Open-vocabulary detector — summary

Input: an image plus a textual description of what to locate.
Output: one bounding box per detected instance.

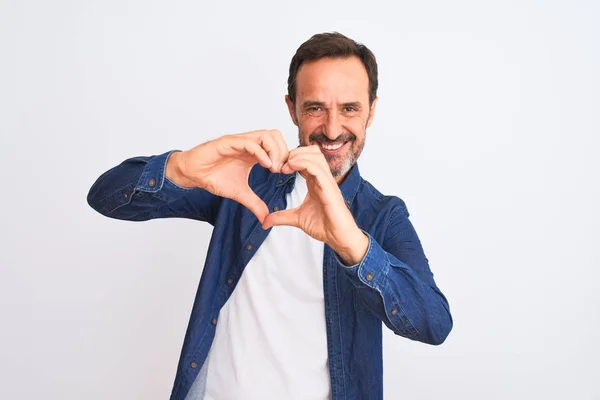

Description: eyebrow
[301,101,363,109]
[302,101,326,109]
[341,101,362,109]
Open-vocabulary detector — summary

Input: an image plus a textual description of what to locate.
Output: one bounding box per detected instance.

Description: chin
[329,158,354,179]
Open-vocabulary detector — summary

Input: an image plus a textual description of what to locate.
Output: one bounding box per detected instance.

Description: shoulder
[352,177,413,244]
[358,178,409,219]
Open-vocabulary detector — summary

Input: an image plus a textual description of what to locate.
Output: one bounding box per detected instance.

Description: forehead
[295,56,369,102]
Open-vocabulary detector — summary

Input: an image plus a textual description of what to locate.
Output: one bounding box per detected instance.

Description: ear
[366,97,378,128]
[285,95,298,126]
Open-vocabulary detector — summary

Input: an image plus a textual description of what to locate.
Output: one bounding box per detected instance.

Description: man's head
[285,32,378,181]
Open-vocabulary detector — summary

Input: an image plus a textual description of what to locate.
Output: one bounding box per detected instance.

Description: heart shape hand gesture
[168,129,368,264]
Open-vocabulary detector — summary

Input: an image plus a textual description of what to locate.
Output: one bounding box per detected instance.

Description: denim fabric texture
[87,150,453,400]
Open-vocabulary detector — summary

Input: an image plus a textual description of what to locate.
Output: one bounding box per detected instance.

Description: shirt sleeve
[336,206,453,345]
[87,150,222,224]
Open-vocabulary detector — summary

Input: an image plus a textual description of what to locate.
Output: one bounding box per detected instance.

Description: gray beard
[298,134,365,178]
[328,151,356,178]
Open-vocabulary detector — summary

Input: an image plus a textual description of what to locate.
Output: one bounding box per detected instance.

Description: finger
[236,187,269,223]
[284,160,324,190]
[283,157,343,207]
[280,162,295,175]
[270,130,290,170]
[283,154,331,181]
[282,145,325,173]
[231,140,273,169]
[260,134,282,173]
[262,208,299,230]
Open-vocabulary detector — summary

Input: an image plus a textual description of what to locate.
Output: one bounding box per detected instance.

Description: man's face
[286,56,377,182]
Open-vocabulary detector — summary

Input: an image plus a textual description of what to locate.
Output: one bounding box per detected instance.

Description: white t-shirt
[199,172,330,400]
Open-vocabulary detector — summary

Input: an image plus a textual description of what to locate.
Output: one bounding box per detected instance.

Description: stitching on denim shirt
[389,292,417,338]
[363,180,384,200]
[381,209,420,337]
[100,182,135,213]
[331,250,347,399]
[186,281,227,383]
[382,252,420,337]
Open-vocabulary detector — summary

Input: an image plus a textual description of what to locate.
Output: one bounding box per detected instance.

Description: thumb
[236,188,269,224]
[262,208,299,230]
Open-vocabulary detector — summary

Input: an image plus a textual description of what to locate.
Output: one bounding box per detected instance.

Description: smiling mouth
[317,141,348,155]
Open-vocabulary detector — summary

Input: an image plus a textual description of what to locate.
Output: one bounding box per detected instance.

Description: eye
[305,106,325,116]
[344,106,357,113]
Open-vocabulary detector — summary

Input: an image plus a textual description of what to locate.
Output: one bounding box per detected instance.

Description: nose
[323,110,342,140]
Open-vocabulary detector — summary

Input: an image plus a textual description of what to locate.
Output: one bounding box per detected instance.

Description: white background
[1,0,598,399]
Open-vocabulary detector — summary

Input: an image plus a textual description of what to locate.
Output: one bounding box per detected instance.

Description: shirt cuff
[135,150,184,193]
[336,231,390,292]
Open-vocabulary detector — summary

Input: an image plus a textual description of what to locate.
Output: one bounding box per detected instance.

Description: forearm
[165,151,197,189]
[331,228,370,266]
[338,233,453,345]
[87,150,221,222]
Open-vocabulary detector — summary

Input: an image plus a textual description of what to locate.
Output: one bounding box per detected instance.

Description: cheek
[351,137,364,152]
[300,115,323,127]
[298,117,321,136]
[348,120,366,139]
[343,113,368,129]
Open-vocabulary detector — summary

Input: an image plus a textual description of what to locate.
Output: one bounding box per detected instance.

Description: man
[87,32,452,400]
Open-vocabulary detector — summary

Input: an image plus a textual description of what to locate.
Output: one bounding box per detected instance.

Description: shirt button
[246,244,253,251]
[148,178,156,187]
[123,193,129,199]
[190,361,198,368]
[273,206,280,212]
[278,179,283,184]
[365,272,374,281]
[227,278,234,285]
[346,199,351,205]
[211,318,217,325]
[391,307,398,316]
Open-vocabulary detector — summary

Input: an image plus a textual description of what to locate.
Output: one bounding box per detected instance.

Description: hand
[167,129,289,223]
[262,145,368,264]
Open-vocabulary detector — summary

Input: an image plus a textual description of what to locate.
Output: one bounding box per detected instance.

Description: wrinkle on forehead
[295,57,370,106]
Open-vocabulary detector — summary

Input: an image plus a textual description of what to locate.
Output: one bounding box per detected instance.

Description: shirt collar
[275,162,362,206]
[338,162,362,207]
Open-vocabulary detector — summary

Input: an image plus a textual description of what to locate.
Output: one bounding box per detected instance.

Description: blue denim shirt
[87,150,453,400]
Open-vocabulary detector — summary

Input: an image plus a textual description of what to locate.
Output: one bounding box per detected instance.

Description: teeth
[322,142,344,151]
